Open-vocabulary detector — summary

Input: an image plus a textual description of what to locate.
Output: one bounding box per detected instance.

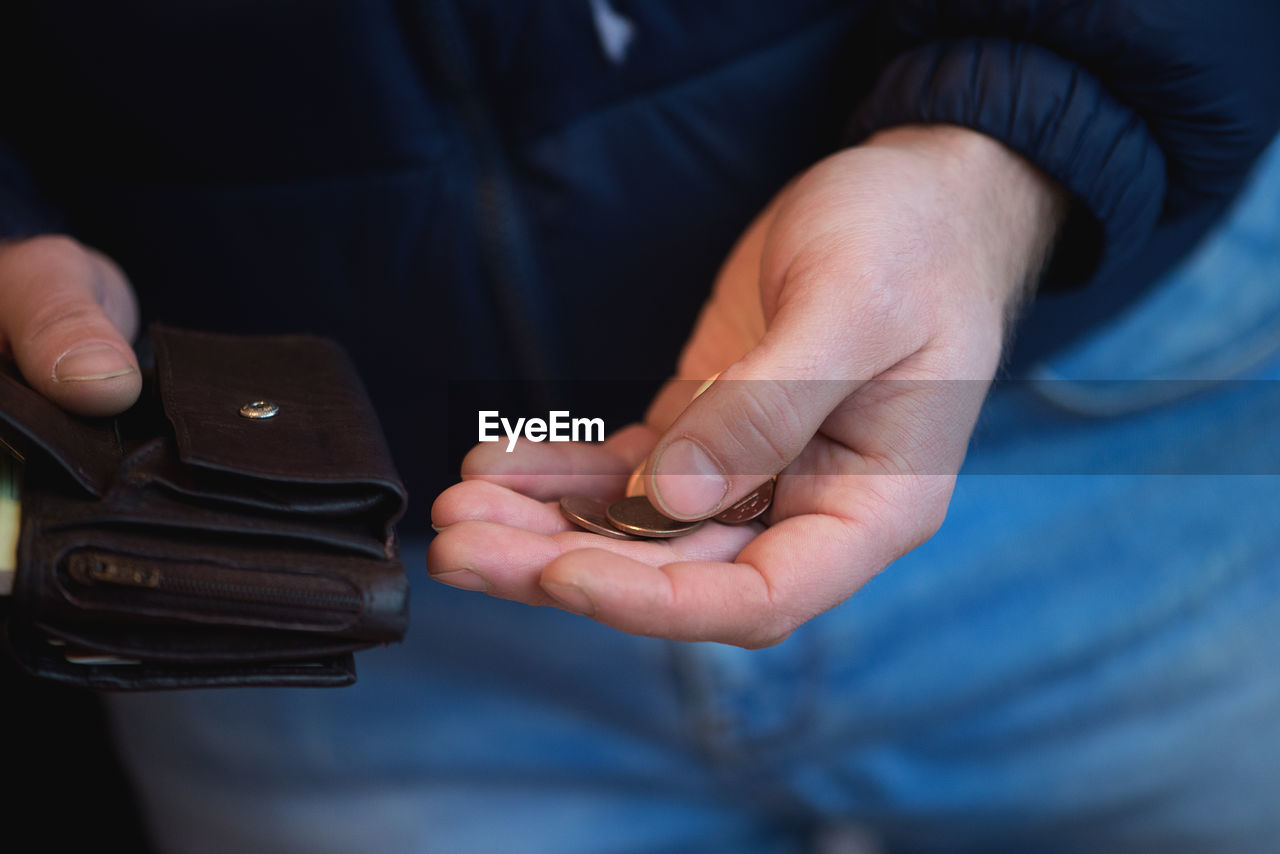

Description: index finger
[460,422,656,500]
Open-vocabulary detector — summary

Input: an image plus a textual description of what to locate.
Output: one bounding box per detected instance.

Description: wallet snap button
[239,400,280,420]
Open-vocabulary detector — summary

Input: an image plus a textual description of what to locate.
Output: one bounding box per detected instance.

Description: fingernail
[429,568,491,592]
[652,438,728,519]
[542,582,596,616]
[52,343,135,383]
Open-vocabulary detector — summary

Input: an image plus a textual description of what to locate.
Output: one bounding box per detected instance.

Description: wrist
[863,124,1069,311]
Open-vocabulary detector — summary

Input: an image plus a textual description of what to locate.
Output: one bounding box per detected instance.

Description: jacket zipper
[403,0,564,400]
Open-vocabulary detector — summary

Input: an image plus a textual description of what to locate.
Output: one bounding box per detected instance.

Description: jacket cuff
[847,38,1165,289]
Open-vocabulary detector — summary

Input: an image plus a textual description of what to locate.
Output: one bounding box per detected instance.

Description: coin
[606,495,704,538]
[625,461,646,497]
[712,477,775,524]
[559,496,641,540]
[692,371,721,400]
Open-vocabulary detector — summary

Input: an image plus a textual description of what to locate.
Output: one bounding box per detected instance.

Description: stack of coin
[559,476,775,541]
[560,375,777,540]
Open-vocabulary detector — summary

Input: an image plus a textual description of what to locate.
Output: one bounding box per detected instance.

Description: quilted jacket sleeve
[848,1,1280,289]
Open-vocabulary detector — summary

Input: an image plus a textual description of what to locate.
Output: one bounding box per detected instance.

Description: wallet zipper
[66,552,364,614]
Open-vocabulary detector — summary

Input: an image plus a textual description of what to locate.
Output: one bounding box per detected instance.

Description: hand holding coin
[430,125,1066,646]
[598,373,774,537]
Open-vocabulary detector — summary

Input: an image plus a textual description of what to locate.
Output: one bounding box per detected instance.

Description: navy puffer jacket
[1,1,1277,523]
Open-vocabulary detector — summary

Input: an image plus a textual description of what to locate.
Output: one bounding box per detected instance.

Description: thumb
[645,325,861,521]
[0,236,141,416]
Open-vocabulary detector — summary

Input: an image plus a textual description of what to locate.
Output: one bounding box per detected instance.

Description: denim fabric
[106,140,1280,854]
[1031,132,1280,411]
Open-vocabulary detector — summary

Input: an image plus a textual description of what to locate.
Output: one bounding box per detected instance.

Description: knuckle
[899,479,954,551]
[846,474,953,558]
[738,615,797,649]
[716,383,807,470]
[0,235,92,283]
[914,501,949,545]
[425,520,481,572]
[857,275,931,353]
[35,234,86,259]
[22,299,112,344]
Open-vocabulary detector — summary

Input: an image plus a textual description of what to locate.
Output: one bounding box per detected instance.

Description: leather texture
[0,325,408,690]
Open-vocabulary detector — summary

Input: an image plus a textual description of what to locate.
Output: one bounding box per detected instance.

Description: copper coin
[606,495,704,538]
[559,496,639,540]
[625,461,646,497]
[692,371,721,400]
[712,477,775,524]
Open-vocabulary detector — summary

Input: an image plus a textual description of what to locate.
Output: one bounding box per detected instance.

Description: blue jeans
[107,138,1280,853]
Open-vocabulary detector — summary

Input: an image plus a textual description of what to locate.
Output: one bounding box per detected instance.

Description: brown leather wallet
[0,325,408,690]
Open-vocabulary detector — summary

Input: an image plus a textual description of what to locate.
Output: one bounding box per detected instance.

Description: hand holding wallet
[0,325,409,690]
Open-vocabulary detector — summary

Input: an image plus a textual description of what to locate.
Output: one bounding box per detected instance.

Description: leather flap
[150,325,407,537]
[0,360,122,495]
